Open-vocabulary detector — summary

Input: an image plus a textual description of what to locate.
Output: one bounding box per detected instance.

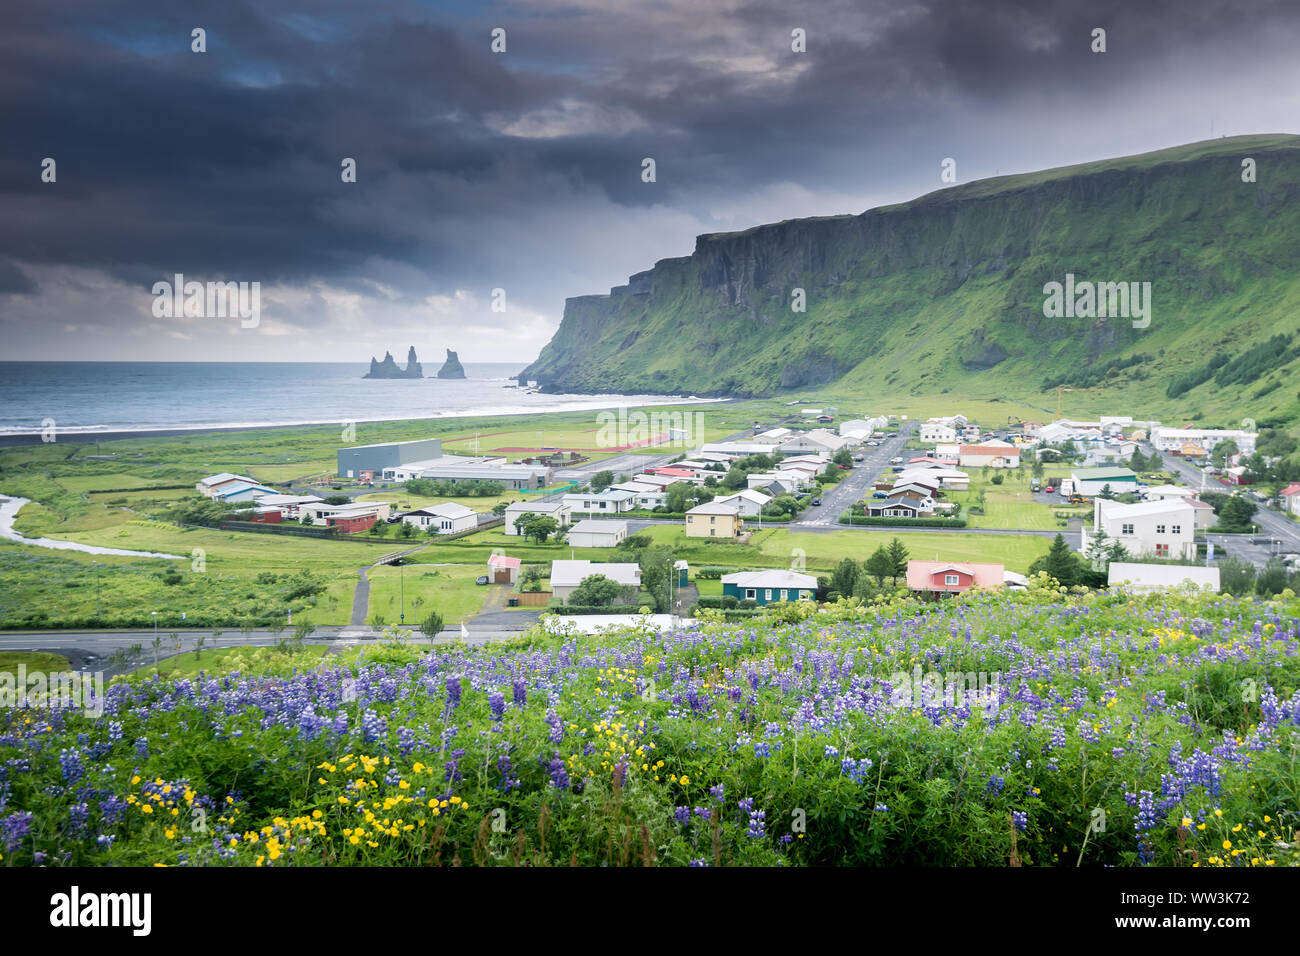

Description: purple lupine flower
[709,784,725,803]
[674,806,691,824]
[1012,811,1027,832]
[546,709,563,744]
[746,810,766,839]
[547,753,570,790]
[512,680,527,708]
[1,811,33,852]
[445,676,462,709]
[488,691,506,722]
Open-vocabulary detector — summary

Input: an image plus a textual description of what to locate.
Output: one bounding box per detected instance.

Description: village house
[562,489,636,515]
[399,502,478,535]
[300,501,391,528]
[549,560,641,605]
[1281,482,1300,516]
[196,473,258,497]
[905,560,1006,595]
[721,570,817,605]
[920,421,959,444]
[712,489,773,517]
[503,500,570,536]
[866,491,932,518]
[565,519,628,549]
[957,441,1020,468]
[207,479,279,503]
[1083,498,1197,560]
[1150,427,1257,455]
[685,501,744,538]
[1070,466,1139,497]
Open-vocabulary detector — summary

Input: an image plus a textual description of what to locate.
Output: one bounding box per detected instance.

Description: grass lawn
[0,651,72,676]
[694,578,723,595]
[767,529,1050,573]
[364,564,492,627]
[355,490,515,514]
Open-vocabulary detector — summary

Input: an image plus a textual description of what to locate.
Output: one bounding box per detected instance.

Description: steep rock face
[517,135,1300,420]
[436,349,466,379]
[364,347,423,378]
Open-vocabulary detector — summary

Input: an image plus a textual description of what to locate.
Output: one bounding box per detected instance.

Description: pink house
[906,560,1005,594]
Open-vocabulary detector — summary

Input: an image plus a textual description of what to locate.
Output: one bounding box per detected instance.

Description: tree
[1032,459,1045,480]
[1098,483,1114,500]
[1032,533,1079,586]
[193,634,206,661]
[637,547,673,612]
[1218,496,1257,533]
[323,494,351,505]
[1128,449,1148,473]
[864,546,893,586]
[991,473,1005,485]
[492,501,511,516]
[398,521,416,538]
[833,448,853,468]
[1210,439,1240,468]
[1218,557,1257,597]
[568,574,623,606]
[830,557,859,597]
[293,619,316,646]
[1254,559,1291,597]
[886,538,910,583]
[523,515,559,544]
[419,609,445,638]
[590,470,615,492]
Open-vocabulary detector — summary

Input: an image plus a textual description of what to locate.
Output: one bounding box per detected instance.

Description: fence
[513,591,552,607]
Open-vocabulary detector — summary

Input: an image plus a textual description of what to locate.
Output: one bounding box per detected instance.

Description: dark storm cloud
[2,0,1299,359]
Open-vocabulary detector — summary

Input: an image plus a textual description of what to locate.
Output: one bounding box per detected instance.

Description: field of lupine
[2,586,1299,867]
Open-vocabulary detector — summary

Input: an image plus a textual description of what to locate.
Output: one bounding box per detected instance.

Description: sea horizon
[0,361,724,437]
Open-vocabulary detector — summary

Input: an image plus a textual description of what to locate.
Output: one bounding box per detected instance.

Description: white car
[890,457,903,464]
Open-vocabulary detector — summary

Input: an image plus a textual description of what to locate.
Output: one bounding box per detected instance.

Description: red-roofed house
[1188,497,1216,530]
[650,467,697,480]
[488,553,521,585]
[1281,482,1300,517]
[906,560,1005,595]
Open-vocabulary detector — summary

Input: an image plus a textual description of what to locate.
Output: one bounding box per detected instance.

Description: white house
[712,489,773,516]
[210,480,280,503]
[300,501,391,526]
[562,489,636,515]
[779,429,851,456]
[1150,427,1258,455]
[920,422,958,444]
[1107,563,1220,592]
[549,560,641,604]
[504,500,570,536]
[897,466,969,490]
[196,473,257,497]
[1142,485,1198,502]
[838,419,874,441]
[565,519,628,548]
[958,442,1020,468]
[1282,483,1300,516]
[1083,499,1196,560]
[400,502,478,534]
[246,494,322,520]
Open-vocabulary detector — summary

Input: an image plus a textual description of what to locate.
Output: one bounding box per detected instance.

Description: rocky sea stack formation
[436,349,467,379]
[364,346,423,379]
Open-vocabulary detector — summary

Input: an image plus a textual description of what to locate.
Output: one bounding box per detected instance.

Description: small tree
[293,619,316,647]
[525,515,559,544]
[886,538,910,583]
[568,574,623,606]
[591,470,615,492]
[864,546,893,586]
[419,609,445,639]
[831,557,859,597]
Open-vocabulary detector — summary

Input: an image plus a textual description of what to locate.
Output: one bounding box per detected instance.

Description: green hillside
[519,134,1300,428]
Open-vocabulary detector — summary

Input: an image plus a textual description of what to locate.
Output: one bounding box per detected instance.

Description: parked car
[890,456,903,464]
[853,454,865,462]
[871,492,887,499]
[811,497,822,506]
[1044,486,1055,494]
[475,575,489,585]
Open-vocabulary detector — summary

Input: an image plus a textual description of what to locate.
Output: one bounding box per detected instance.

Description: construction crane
[1050,385,1094,421]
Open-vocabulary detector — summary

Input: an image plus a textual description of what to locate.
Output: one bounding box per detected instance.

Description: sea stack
[364,347,424,379]
[436,349,467,379]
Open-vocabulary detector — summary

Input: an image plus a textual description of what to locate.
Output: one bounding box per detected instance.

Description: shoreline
[0,397,735,448]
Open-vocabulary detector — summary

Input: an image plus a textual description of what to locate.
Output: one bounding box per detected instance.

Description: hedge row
[85,484,199,494]
[218,521,341,538]
[838,514,967,528]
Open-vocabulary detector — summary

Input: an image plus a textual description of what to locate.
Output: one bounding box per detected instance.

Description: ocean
[0,362,714,437]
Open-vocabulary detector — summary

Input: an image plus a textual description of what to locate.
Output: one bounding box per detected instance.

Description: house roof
[686,501,741,516]
[213,481,278,497]
[1072,467,1138,480]
[567,519,627,536]
[504,500,565,514]
[1096,498,1194,519]
[714,489,773,506]
[906,560,1005,590]
[201,472,255,487]
[488,554,521,569]
[549,560,641,588]
[1282,483,1300,497]
[721,570,817,589]
[407,502,476,519]
[959,444,1020,456]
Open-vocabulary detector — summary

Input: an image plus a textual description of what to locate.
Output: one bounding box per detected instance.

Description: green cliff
[519,134,1300,426]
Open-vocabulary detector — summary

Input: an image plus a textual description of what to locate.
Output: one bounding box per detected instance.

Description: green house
[721,570,818,605]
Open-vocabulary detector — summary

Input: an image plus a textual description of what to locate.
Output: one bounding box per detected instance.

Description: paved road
[794,424,914,528]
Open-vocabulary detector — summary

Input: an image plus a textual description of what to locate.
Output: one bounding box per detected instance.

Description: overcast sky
[4,0,1300,363]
